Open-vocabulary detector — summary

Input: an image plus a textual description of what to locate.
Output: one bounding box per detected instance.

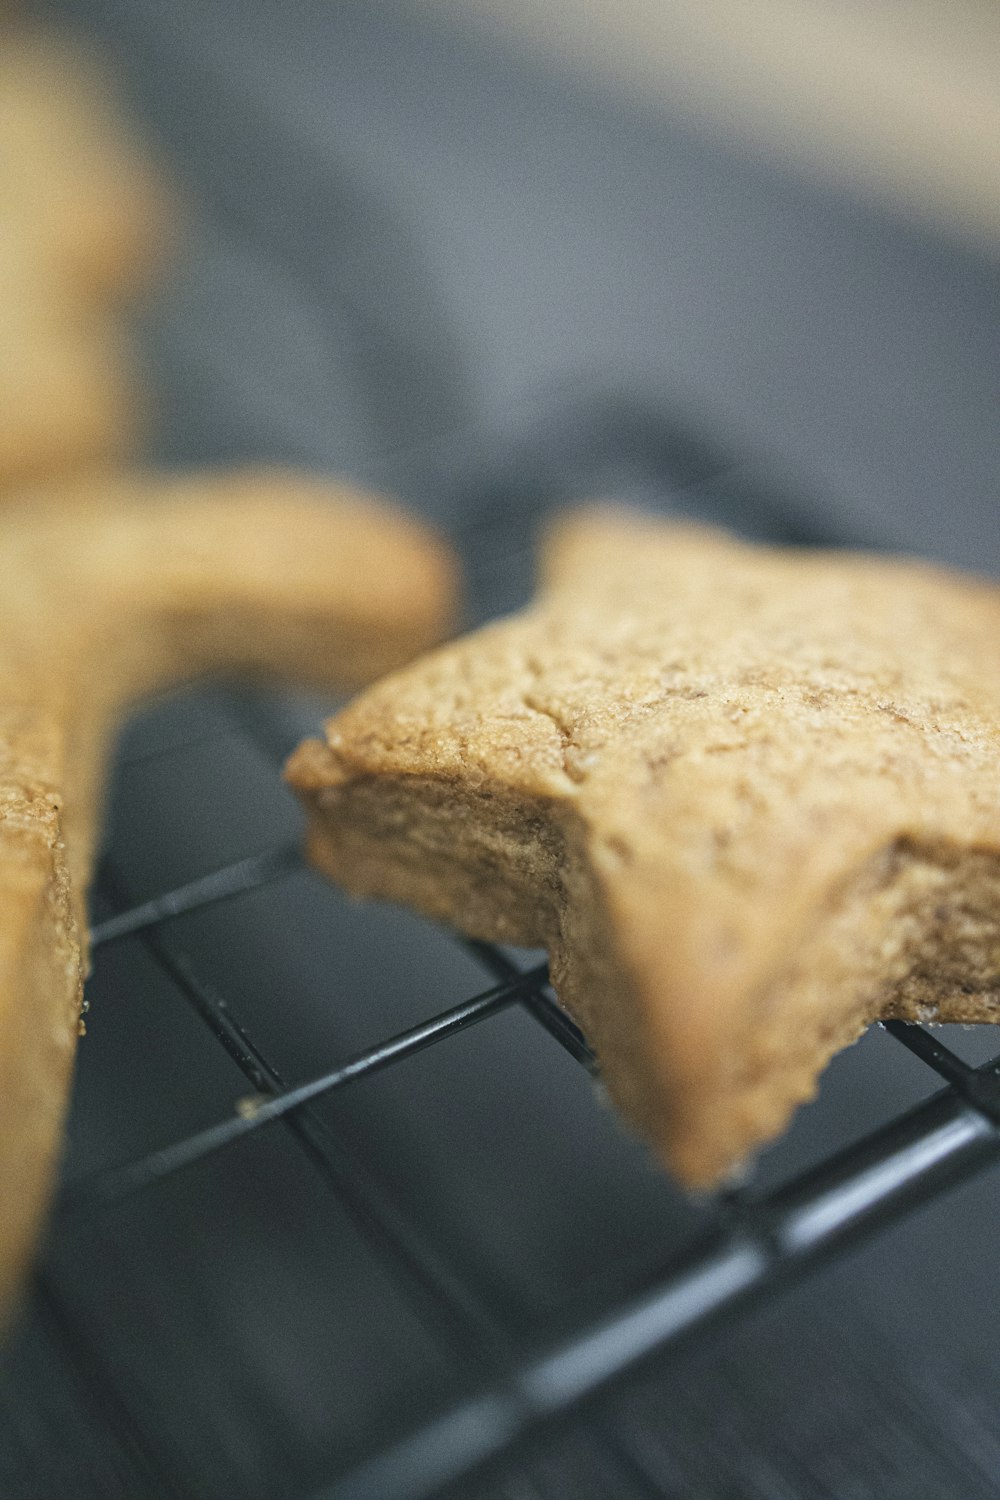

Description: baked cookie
[0,250,141,488]
[0,26,171,488]
[0,468,457,1319]
[0,28,172,300]
[288,508,1000,1189]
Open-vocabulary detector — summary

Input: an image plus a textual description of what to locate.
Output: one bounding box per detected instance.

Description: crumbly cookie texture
[0,468,458,1320]
[287,508,1000,1189]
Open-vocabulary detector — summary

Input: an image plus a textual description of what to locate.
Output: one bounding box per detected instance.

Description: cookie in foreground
[287,508,1000,1189]
[0,467,458,1324]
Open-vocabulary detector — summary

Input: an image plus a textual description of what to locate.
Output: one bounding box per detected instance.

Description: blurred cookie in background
[0,16,174,488]
[0,24,174,300]
[0,245,143,489]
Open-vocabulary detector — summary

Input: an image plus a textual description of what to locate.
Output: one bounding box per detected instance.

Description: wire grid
[28,677,1000,1500]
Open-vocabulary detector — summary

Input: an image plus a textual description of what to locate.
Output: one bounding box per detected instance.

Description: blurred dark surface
[2,2,999,1497]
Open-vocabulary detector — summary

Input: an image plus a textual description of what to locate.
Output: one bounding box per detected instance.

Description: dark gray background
[2,2,999,1496]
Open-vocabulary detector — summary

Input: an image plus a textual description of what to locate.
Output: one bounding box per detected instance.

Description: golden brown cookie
[0,467,457,1320]
[0,248,142,488]
[0,26,171,488]
[0,29,172,300]
[288,508,1000,1190]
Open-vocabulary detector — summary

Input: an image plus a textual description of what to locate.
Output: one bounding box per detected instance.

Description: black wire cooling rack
[4,3,997,1491]
[7,438,998,1500]
[69,850,1000,1500]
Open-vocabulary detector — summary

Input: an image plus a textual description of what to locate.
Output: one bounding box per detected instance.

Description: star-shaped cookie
[288,508,1000,1189]
[0,467,456,1318]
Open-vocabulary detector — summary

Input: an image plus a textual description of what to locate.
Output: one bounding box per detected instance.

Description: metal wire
[69,829,1000,1500]
[58,451,1000,1499]
[89,845,302,949]
[81,839,659,1496]
[310,1078,1000,1500]
[25,4,992,1487]
[89,860,539,1380]
[61,963,548,1212]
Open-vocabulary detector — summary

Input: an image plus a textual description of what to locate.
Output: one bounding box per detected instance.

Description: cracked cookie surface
[288,508,1000,1188]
